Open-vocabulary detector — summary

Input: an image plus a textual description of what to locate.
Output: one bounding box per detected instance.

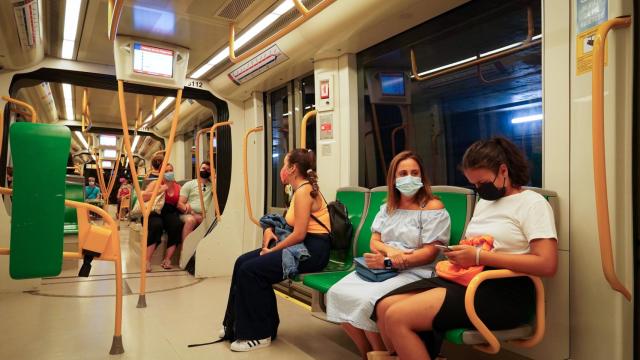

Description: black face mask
[200,170,211,179]
[476,173,506,201]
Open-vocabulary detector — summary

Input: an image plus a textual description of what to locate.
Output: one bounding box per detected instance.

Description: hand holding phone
[434,244,454,252]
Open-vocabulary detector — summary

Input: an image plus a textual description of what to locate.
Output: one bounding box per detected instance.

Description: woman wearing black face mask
[371,137,558,360]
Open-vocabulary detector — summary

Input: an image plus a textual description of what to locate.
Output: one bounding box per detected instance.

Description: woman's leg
[223,249,262,333]
[375,292,420,352]
[162,210,183,266]
[341,323,371,360]
[364,331,386,351]
[234,250,285,340]
[384,288,447,360]
[145,214,164,271]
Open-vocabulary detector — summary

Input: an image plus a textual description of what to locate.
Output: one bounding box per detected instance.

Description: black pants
[223,233,330,340]
[147,204,182,248]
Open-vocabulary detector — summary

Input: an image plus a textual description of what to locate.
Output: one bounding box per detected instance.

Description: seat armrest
[464,269,545,354]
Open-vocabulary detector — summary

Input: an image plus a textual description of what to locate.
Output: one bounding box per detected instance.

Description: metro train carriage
[0,0,637,359]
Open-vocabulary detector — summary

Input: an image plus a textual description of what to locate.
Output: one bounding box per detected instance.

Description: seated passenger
[373,137,557,360]
[326,151,450,359]
[117,177,132,216]
[178,161,213,240]
[220,149,331,352]
[85,177,101,200]
[146,153,164,180]
[142,163,182,271]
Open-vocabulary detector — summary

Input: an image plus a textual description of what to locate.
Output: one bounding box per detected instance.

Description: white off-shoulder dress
[326,204,451,332]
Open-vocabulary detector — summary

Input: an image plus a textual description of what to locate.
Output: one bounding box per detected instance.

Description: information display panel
[133,43,174,78]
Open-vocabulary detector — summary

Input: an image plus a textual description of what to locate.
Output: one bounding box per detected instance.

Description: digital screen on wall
[133,43,174,78]
[380,73,405,96]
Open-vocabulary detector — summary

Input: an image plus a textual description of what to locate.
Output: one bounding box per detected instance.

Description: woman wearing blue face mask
[326,151,451,359]
[142,163,183,271]
[371,137,557,360]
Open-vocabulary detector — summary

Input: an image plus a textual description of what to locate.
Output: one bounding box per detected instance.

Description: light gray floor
[0,214,361,360]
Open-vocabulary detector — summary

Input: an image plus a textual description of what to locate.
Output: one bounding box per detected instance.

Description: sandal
[161,260,172,270]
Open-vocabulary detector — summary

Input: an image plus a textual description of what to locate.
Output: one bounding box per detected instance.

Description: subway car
[0,0,637,359]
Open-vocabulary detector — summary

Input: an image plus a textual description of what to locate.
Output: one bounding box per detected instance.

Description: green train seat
[9,122,70,279]
[444,187,557,353]
[431,186,475,246]
[304,186,387,298]
[64,175,85,235]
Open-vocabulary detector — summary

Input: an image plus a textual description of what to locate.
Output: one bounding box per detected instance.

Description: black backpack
[310,194,353,252]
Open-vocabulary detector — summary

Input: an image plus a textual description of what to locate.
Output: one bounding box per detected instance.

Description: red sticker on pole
[320,80,330,99]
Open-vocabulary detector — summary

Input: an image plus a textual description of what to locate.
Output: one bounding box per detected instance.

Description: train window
[268,85,291,209]
[358,0,542,188]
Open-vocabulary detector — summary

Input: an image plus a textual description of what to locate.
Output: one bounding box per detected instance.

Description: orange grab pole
[243,126,263,227]
[300,110,317,149]
[195,127,212,221]
[209,121,233,221]
[591,16,632,301]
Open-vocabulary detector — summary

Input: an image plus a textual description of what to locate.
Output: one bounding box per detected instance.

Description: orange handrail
[228,0,336,64]
[464,270,545,354]
[209,121,233,221]
[1,96,37,123]
[116,80,183,308]
[195,127,212,221]
[300,110,317,149]
[591,16,632,301]
[0,186,124,354]
[108,0,125,41]
[391,124,407,157]
[243,126,263,227]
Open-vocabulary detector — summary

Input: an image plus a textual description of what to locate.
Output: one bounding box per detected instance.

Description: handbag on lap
[354,256,398,282]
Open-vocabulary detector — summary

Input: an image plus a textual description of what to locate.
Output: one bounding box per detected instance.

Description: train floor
[0,210,361,360]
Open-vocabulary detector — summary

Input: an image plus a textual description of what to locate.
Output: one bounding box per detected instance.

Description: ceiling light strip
[61,0,82,59]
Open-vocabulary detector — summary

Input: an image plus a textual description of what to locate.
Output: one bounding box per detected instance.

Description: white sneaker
[230,338,271,352]
[218,328,226,339]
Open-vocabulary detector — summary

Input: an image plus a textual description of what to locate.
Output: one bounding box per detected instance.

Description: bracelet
[475,247,481,266]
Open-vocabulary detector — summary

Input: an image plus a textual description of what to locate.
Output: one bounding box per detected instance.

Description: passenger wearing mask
[85,177,101,200]
[142,163,182,271]
[372,137,557,360]
[178,161,213,241]
[219,149,331,352]
[326,151,450,360]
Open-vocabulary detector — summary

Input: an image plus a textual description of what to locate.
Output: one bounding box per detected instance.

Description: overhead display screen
[133,42,174,78]
[380,72,405,96]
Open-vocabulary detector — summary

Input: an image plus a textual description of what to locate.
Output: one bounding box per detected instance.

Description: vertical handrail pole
[300,110,317,149]
[591,16,632,301]
[243,126,263,227]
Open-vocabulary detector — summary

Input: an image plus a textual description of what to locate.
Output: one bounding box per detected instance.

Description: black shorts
[372,273,535,332]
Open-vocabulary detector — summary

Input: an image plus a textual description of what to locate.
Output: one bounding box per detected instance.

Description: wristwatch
[383,257,393,269]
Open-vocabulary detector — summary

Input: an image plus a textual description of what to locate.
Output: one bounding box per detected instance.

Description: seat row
[294,185,557,350]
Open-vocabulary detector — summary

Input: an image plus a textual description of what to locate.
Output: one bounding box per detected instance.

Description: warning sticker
[576,27,608,76]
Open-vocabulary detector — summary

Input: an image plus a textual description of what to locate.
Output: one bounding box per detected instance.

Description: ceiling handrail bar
[108,0,125,41]
[228,0,336,64]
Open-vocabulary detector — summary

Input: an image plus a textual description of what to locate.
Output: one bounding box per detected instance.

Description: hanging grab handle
[243,126,264,227]
[591,16,632,301]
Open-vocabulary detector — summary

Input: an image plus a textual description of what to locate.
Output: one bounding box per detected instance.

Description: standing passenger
[220,149,331,352]
[373,137,557,360]
[326,151,450,360]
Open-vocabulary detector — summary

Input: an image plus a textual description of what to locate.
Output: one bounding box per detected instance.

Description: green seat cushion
[10,123,70,279]
[63,179,84,235]
[303,270,352,293]
[432,191,469,246]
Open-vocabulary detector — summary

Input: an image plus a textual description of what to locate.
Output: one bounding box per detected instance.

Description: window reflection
[271,86,289,208]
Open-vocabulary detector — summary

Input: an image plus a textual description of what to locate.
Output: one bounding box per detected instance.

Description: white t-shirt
[464,190,557,254]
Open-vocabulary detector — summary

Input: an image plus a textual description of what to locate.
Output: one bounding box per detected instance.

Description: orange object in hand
[435,235,494,286]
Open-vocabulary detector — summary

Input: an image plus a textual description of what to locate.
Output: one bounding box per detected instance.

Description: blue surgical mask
[395,175,423,197]
[164,172,175,182]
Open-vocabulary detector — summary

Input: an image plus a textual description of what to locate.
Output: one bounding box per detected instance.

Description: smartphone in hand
[434,244,454,252]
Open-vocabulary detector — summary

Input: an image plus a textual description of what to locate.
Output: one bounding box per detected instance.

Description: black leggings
[147,204,182,248]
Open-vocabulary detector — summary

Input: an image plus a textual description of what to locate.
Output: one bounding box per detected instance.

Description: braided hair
[288,148,319,198]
